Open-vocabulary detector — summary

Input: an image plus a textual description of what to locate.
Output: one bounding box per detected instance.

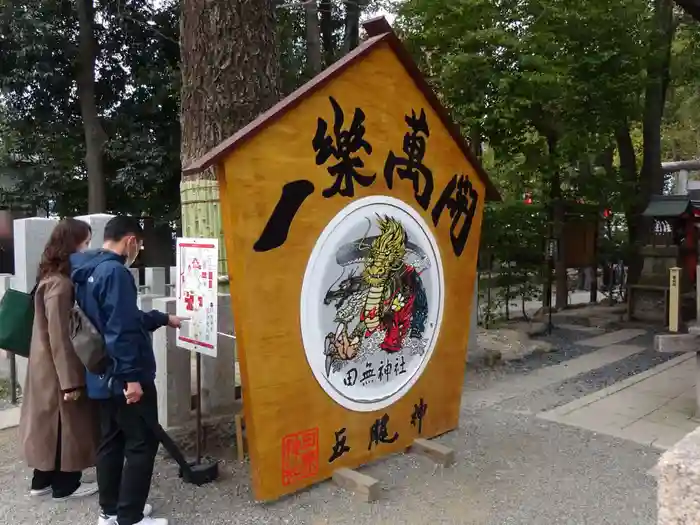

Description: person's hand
[124,382,143,404]
[167,315,188,328]
[63,390,81,402]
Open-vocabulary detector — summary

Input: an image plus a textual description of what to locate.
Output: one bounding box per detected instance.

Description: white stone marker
[13,217,58,392]
[75,213,115,249]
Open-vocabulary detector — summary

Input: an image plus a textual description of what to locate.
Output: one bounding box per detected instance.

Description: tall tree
[305,0,322,74]
[75,0,106,212]
[342,0,362,53]
[0,0,181,219]
[180,0,280,272]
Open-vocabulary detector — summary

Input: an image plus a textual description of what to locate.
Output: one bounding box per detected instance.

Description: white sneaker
[98,504,154,525]
[30,487,52,497]
[52,481,99,501]
[122,517,167,525]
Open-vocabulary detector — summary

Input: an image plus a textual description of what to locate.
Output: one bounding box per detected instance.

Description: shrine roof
[642,195,693,218]
[183,16,501,202]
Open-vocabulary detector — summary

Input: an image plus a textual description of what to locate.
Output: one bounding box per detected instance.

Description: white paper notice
[175,237,218,357]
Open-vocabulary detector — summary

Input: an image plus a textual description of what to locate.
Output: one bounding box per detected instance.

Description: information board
[175,237,219,357]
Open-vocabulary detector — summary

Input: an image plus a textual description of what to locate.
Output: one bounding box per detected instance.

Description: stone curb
[0,406,20,431]
[538,353,695,421]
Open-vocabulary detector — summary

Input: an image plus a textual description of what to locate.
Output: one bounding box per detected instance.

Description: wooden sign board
[184,17,500,501]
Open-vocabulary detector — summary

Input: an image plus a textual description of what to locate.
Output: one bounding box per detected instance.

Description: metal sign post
[174,237,221,484]
[545,238,558,335]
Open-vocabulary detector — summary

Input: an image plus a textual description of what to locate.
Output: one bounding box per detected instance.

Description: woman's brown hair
[37,219,92,281]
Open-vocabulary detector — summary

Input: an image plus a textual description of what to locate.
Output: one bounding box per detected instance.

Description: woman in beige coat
[19,218,100,501]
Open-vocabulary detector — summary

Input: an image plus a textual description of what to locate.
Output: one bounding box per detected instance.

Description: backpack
[69,303,110,375]
[70,261,110,375]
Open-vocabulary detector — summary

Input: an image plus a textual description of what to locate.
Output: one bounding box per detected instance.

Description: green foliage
[663,21,700,160]
[0,0,180,220]
[478,201,547,323]
[0,0,387,219]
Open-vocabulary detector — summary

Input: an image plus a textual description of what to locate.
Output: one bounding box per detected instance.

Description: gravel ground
[0,399,660,524]
[465,326,599,384]
[470,325,667,377]
[0,408,659,525]
[0,326,665,525]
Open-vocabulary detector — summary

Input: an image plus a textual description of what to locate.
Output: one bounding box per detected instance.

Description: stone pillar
[137,294,159,320]
[145,267,166,296]
[169,266,177,297]
[200,293,237,414]
[74,213,114,248]
[674,170,689,196]
[13,218,58,293]
[0,274,13,379]
[13,217,58,391]
[152,297,191,429]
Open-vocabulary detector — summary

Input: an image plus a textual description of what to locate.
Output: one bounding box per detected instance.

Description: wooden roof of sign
[184,16,501,202]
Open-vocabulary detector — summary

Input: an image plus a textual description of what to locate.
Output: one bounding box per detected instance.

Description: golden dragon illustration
[324,215,428,376]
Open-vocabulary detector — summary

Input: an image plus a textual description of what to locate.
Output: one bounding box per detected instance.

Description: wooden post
[669,267,681,332]
[696,265,700,322]
[332,468,381,502]
[235,414,245,461]
[695,351,700,420]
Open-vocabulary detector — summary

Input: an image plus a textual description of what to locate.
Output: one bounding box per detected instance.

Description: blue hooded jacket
[70,249,169,399]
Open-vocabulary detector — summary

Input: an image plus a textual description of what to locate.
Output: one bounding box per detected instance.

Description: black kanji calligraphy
[253,180,316,252]
[383,109,434,210]
[410,398,428,434]
[368,413,399,450]
[431,174,479,257]
[313,96,375,198]
[343,367,358,387]
[360,361,376,384]
[378,361,393,382]
[394,355,407,376]
[329,427,351,463]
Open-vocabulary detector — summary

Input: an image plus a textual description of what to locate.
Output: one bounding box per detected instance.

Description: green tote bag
[0,286,36,358]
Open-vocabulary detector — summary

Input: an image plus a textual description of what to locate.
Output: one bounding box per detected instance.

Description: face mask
[124,239,139,268]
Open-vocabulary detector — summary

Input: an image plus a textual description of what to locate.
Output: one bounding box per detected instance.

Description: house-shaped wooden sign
[184,16,500,502]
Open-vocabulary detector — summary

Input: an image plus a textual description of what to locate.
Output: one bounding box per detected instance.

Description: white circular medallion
[300,196,445,412]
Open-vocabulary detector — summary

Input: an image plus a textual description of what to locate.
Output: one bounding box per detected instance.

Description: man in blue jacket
[71,216,183,525]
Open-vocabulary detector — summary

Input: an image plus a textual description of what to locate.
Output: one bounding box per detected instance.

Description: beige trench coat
[18,274,99,472]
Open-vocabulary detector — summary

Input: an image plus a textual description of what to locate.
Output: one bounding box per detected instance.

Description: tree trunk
[640,0,674,200]
[305,0,322,74]
[180,0,280,274]
[546,135,568,310]
[470,123,482,161]
[342,0,361,54]
[621,0,675,284]
[75,0,106,213]
[320,0,334,67]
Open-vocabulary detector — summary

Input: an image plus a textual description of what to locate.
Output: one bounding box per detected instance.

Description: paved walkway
[0,324,677,524]
[539,353,698,450]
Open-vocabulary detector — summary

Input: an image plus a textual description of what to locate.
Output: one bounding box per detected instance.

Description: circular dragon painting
[300,195,445,412]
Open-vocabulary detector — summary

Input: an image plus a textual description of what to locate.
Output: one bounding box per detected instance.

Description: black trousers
[31,416,82,498]
[97,382,160,525]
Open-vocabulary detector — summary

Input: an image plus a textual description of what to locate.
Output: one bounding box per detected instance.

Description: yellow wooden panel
[218,41,486,501]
